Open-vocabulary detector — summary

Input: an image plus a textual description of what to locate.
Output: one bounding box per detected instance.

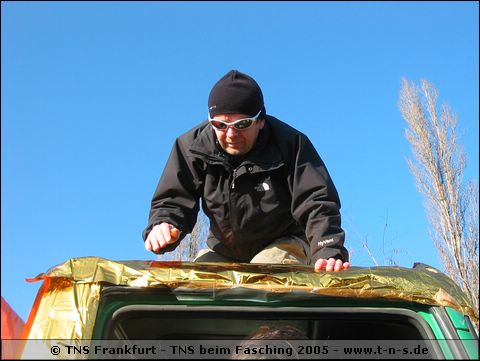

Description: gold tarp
[24,257,477,339]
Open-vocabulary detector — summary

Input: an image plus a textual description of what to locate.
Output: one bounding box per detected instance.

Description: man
[143,70,349,272]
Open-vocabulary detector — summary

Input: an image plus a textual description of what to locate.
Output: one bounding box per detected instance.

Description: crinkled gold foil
[25,257,477,339]
[27,278,101,339]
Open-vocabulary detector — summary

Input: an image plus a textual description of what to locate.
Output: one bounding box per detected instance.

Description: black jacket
[143,115,348,263]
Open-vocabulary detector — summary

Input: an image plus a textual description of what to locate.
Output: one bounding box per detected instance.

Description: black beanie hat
[208,70,266,118]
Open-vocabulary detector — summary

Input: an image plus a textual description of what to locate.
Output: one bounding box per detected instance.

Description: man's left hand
[315,258,350,272]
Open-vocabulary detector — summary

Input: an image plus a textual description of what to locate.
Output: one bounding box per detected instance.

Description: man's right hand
[145,223,181,253]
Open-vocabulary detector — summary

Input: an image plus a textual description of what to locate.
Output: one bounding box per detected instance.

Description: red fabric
[1,296,24,339]
[1,296,25,359]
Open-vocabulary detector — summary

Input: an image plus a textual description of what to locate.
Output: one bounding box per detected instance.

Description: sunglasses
[208,110,262,131]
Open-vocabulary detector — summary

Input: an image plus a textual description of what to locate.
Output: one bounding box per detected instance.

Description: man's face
[210,113,265,156]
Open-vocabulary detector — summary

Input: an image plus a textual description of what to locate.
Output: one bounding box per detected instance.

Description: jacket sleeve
[290,135,349,264]
[142,136,202,254]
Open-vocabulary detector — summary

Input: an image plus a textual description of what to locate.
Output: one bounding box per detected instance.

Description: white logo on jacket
[318,238,334,247]
[254,182,270,192]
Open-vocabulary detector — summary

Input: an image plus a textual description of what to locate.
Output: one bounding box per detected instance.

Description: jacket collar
[189,119,283,168]
[189,121,227,163]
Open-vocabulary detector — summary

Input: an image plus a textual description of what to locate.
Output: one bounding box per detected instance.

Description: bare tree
[156,211,209,262]
[344,213,405,267]
[172,211,209,261]
[398,78,479,319]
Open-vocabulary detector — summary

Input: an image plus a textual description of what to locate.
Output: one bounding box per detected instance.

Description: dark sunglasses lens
[211,121,227,129]
[233,119,253,129]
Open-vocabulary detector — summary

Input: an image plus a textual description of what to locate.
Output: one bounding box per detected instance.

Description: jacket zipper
[231,168,238,189]
[229,166,240,234]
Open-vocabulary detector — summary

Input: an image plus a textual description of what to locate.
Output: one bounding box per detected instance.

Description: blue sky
[2,1,478,322]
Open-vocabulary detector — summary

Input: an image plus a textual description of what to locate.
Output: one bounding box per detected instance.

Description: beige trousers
[194,235,311,264]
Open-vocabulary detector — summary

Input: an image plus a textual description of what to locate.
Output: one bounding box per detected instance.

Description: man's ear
[258,118,265,129]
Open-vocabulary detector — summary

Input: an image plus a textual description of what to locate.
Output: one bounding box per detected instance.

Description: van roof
[27,256,475,318]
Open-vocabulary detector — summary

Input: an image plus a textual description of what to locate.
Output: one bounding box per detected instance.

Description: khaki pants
[194,235,311,265]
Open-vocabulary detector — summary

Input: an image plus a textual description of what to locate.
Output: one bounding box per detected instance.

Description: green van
[17,257,478,359]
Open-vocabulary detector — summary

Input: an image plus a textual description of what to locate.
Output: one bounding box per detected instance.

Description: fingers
[160,223,172,244]
[144,223,181,253]
[168,227,180,244]
[314,258,350,272]
[314,258,328,272]
[145,228,161,253]
[144,238,153,251]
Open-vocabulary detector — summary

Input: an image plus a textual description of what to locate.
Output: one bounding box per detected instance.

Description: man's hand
[145,223,181,253]
[315,258,350,272]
